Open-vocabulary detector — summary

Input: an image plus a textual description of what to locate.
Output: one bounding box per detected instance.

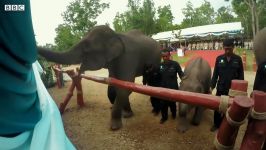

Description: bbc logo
[4,5,25,11]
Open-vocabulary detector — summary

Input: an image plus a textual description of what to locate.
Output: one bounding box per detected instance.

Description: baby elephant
[178,57,211,133]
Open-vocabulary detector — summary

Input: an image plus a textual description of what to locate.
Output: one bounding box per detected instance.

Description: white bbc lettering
[4,5,11,11]
[4,4,25,11]
[17,5,25,11]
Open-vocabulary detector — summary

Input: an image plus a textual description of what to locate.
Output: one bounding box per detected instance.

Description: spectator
[210,38,244,132]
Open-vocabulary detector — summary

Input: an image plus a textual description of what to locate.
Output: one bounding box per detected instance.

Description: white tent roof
[152,22,243,41]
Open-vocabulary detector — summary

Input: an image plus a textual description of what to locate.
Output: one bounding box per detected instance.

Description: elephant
[177,57,211,133]
[254,27,266,65]
[38,25,161,130]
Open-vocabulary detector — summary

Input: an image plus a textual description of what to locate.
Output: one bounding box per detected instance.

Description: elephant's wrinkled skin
[178,57,211,133]
[38,25,161,130]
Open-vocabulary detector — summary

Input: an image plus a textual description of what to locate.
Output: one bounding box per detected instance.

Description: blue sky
[30,0,230,45]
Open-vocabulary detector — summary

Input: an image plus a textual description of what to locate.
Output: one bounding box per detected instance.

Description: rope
[250,108,266,120]
[228,89,247,97]
[214,134,234,150]
[219,95,230,113]
[225,107,247,127]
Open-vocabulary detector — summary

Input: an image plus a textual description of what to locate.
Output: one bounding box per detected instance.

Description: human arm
[238,56,244,80]
[211,58,219,89]
[176,62,184,79]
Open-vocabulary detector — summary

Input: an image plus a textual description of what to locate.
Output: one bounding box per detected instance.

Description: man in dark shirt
[210,38,244,131]
[143,64,162,115]
[159,49,184,124]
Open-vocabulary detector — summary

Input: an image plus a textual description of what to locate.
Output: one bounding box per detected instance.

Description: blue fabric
[0,62,76,150]
[0,0,41,135]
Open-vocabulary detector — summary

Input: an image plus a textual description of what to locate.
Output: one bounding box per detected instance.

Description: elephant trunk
[38,47,82,65]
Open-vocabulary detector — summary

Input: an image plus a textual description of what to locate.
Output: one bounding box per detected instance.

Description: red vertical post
[214,80,250,149]
[74,67,84,107]
[240,91,266,150]
[229,80,248,96]
[58,69,75,114]
[59,81,75,114]
[214,96,253,150]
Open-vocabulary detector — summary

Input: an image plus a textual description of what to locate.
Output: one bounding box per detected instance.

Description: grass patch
[234,48,255,71]
[172,52,194,66]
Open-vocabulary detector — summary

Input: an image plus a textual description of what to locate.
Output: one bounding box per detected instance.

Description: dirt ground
[48,69,256,150]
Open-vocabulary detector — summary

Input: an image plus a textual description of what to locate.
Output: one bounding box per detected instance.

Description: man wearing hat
[210,38,244,131]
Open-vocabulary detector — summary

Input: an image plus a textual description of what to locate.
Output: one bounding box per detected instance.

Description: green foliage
[155,5,175,32]
[139,0,156,35]
[231,0,266,38]
[181,0,216,28]
[216,6,237,24]
[172,52,194,66]
[37,56,55,88]
[54,24,80,51]
[54,0,109,51]
[113,0,156,35]
[231,0,252,37]
[234,48,254,71]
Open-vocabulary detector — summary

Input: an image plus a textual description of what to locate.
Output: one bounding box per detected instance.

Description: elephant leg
[111,88,132,130]
[122,90,133,118]
[191,106,204,125]
[107,85,116,104]
[177,103,189,133]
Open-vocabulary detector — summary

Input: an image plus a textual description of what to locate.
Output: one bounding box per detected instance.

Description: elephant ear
[105,34,125,62]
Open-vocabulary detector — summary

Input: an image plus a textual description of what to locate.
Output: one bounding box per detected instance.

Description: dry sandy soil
[48,69,256,150]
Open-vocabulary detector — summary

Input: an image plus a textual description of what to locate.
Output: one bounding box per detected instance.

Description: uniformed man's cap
[223,38,234,47]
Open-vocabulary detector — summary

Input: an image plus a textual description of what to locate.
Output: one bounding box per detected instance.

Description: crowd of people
[160,39,254,51]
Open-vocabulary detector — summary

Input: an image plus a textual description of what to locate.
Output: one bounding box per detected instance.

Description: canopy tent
[152,22,243,41]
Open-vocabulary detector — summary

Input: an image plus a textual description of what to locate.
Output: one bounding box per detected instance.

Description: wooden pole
[214,80,251,150]
[58,68,85,114]
[240,90,266,150]
[81,74,232,111]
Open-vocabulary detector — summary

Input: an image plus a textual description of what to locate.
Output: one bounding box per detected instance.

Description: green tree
[139,0,156,35]
[113,0,156,35]
[54,24,80,51]
[194,0,215,25]
[231,0,266,38]
[181,0,215,28]
[180,1,195,28]
[113,13,129,32]
[231,0,252,37]
[155,5,175,32]
[54,0,109,51]
[215,6,237,23]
